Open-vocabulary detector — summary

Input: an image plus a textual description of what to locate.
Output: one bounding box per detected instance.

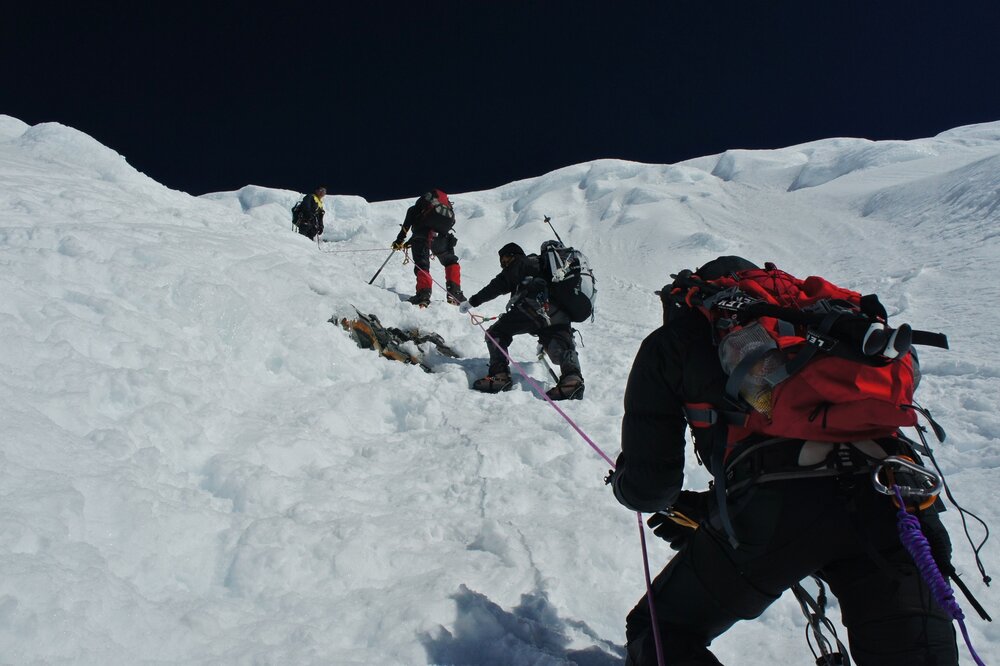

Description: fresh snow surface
[1,114,999,664]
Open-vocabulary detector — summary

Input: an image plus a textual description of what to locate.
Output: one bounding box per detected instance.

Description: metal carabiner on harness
[871,456,943,510]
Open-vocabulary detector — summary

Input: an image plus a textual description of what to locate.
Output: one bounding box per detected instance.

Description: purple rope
[893,486,986,666]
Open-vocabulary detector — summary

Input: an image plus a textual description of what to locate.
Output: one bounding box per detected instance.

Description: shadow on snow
[421,584,624,665]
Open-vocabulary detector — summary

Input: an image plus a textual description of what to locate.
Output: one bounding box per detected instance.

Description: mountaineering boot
[472,372,513,393]
[408,289,432,308]
[546,373,584,401]
[862,322,912,359]
[883,323,912,359]
[446,281,466,306]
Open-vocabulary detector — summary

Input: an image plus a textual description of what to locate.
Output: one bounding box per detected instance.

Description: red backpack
[425,188,451,209]
[668,262,950,548]
[668,263,949,455]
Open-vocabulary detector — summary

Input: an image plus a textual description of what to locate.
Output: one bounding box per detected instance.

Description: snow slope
[1,114,998,664]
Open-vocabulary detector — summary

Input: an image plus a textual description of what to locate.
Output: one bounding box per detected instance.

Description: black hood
[498,242,525,258]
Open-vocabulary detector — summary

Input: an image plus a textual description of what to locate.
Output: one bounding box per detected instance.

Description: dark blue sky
[4,2,999,202]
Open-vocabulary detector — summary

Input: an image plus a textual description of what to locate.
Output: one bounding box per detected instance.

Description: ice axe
[543,215,564,245]
[368,248,398,285]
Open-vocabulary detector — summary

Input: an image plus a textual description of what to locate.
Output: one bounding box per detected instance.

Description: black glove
[392,237,407,250]
[646,512,694,550]
[646,490,710,550]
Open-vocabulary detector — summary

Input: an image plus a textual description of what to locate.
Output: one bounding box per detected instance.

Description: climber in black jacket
[607,255,958,666]
[460,242,584,400]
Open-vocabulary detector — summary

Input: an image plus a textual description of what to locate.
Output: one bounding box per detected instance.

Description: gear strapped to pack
[664,262,950,547]
[415,189,455,233]
[539,240,597,323]
[501,241,597,328]
[395,190,456,247]
[420,189,454,220]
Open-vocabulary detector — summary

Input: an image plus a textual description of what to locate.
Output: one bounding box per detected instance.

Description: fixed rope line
[322,247,398,253]
[409,262,666,665]
[462,294,665,666]
[475,316,614,465]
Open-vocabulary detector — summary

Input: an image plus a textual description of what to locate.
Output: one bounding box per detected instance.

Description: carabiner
[871,455,943,503]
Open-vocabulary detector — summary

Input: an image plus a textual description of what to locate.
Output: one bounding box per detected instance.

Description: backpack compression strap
[673,271,950,354]
[702,292,948,404]
[684,402,744,548]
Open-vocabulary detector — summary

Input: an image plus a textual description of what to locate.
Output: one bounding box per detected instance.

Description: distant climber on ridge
[292,186,326,240]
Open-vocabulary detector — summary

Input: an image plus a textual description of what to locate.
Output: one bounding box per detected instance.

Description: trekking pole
[368,249,398,285]
[536,345,560,383]
[542,215,564,244]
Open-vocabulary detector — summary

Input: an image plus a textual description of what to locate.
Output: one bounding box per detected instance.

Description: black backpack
[291,199,306,228]
[539,240,597,322]
[416,189,456,233]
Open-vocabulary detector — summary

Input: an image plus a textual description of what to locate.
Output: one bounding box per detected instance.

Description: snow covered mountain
[1,113,998,664]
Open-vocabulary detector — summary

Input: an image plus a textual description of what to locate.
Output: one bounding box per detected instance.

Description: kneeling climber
[459,242,584,400]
